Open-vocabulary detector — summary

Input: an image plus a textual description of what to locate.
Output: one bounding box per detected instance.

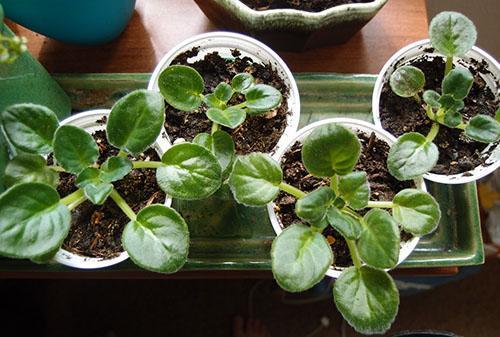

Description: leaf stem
[330,175,339,195]
[367,201,394,208]
[279,182,306,199]
[342,207,363,221]
[211,122,220,134]
[60,189,85,206]
[445,56,453,76]
[48,165,66,173]
[425,105,436,121]
[346,239,362,269]
[110,189,137,221]
[413,93,422,104]
[232,101,247,109]
[132,161,164,169]
[117,149,128,158]
[455,123,466,130]
[67,194,87,211]
[425,122,440,142]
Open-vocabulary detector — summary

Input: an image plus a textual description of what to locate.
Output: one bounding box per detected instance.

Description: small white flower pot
[53,109,171,269]
[372,39,500,184]
[267,118,425,279]
[147,31,300,154]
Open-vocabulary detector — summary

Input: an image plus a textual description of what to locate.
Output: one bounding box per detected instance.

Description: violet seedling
[0,90,194,273]
[386,12,500,180]
[228,124,441,335]
[0,4,27,64]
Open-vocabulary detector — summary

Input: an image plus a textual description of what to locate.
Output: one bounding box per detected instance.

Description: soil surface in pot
[241,0,373,12]
[275,131,413,267]
[165,48,290,154]
[380,55,499,175]
[54,129,166,259]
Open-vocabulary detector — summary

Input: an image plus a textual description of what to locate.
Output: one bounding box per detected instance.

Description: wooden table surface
[9,0,429,74]
[5,0,459,277]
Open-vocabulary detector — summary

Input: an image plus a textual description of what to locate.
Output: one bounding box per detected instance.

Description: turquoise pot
[0,0,136,45]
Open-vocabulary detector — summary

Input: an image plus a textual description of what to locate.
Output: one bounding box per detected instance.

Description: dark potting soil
[240,0,373,12]
[55,129,166,259]
[165,48,290,154]
[380,55,499,175]
[274,132,414,268]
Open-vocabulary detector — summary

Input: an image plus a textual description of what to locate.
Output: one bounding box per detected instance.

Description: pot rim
[372,39,500,185]
[53,109,172,269]
[147,31,300,155]
[267,117,425,279]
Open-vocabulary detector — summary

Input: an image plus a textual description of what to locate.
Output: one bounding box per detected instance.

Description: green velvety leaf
[429,11,477,57]
[443,110,462,128]
[1,103,59,154]
[204,93,223,109]
[231,73,254,92]
[244,84,282,113]
[100,157,133,183]
[0,183,70,258]
[442,67,473,100]
[30,246,59,264]
[107,89,165,155]
[271,224,333,292]
[338,171,370,209]
[333,266,399,335]
[158,65,204,111]
[388,132,439,180]
[193,131,235,175]
[295,186,335,224]
[465,115,500,143]
[75,167,113,205]
[358,209,400,269]
[423,90,441,109]
[228,152,282,206]
[389,65,425,97]
[206,107,246,129]
[302,124,361,177]
[5,154,59,188]
[123,204,189,273]
[393,189,441,235]
[157,143,221,200]
[0,132,8,192]
[213,82,233,102]
[53,125,99,174]
[439,94,464,115]
[326,207,363,240]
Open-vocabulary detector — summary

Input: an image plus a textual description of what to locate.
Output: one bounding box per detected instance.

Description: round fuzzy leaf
[443,110,463,128]
[338,171,370,209]
[423,90,441,109]
[334,266,399,335]
[244,84,282,113]
[295,186,335,224]
[393,189,441,235]
[389,66,425,98]
[193,131,235,175]
[100,157,133,183]
[388,132,439,181]
[302,124,361,177]
[271,224,333,292]
[53,125,99,174]
[204,94,224,109]
[1,103,59,155]
[442,67,473,100]
[122,204,189,273]
[429,11,477,57]
[228,153,282,206]
[465,115,500,143]
[326,207,363,240]
[5,154,59,188]
[76,167,113,205]
[213,82,233,102]
[107,90,165,155]
[358,209,400,269]
[157,143,221,200]
[0,183,70,258]
[158,65,204,111]
[232,73,254,92]
[439,94,464,115]
[206,107,246,129]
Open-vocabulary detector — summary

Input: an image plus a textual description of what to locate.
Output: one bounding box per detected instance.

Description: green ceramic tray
[0,73,484,272]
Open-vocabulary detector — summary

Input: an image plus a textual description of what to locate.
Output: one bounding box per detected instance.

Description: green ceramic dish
[0,72,483,273]
[193,0,388,50]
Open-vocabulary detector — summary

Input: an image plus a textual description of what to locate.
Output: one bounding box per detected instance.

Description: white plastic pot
[147,31,300,154]
[53,109,172,269]
[372,39,500,184]
[267,118,425,279]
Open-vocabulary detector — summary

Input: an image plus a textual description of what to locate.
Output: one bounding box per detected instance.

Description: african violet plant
[0,89,221,273]
[227,124,441,334]
[0,4,27,64]
[387,11,500,180]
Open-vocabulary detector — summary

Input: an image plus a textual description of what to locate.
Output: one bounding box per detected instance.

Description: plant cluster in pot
[373,11,500,184]
[147,31,300,237]
[227,118,441,334]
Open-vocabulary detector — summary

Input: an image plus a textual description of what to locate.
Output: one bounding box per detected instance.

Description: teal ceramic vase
[0,0,136,45]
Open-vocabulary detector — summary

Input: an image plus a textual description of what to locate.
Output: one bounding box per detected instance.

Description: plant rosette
[372,13,499,184]
[147,31,300,155]
[53,109,171,269]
